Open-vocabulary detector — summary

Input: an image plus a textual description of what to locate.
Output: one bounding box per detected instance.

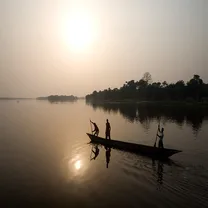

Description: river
[0,99,208,207]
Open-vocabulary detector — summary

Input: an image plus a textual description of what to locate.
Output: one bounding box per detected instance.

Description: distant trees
[48,95,78,102]
[37,95,78,102]
[86,73,208,103]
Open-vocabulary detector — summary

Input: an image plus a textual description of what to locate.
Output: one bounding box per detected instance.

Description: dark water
[0,100,208,207]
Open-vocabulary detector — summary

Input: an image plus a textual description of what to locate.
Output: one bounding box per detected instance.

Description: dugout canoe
[87,133,181,158]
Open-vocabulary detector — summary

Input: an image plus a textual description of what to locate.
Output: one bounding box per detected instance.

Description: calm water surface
[0,100,208,207]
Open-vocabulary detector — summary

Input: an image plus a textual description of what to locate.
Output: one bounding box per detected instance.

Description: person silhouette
[90,120,99,136]
[105,119,111,139]
[157,125,164,148]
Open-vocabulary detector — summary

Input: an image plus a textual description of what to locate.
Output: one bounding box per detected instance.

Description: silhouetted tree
[187,75,204,101]
[162,81,168,88]
[143,72,152,84]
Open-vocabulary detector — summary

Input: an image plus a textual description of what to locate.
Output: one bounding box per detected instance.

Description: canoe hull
[87,133,181,158]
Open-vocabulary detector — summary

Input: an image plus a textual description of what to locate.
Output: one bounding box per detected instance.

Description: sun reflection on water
[74,160,81,170]
[64,152,90,180]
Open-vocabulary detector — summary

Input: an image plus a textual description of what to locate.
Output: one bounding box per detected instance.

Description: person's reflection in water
[90,145,100,161]
[105,146,111,168]
[152,159,156,172]
[157,161,164,185]
[152,159,164,189]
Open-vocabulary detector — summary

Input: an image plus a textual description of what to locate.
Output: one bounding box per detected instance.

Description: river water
[0,100,208,207]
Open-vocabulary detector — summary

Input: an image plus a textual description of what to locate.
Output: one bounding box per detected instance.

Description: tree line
[86,73,208,102]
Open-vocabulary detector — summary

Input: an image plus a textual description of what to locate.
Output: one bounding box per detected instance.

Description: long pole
[89,119,93,159]
[89,119,93,134]
[90,144,93,160]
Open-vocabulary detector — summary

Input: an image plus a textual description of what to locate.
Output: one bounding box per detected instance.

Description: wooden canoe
[87,133,182,158]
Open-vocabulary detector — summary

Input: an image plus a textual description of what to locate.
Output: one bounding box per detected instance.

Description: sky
[0,0,207,97]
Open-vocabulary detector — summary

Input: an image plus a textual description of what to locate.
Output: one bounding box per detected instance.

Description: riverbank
[86,99,208,107]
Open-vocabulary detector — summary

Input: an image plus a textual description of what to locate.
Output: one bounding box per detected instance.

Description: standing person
[105,119,111,139]
[90,120,99,136]
[157,125,164,148]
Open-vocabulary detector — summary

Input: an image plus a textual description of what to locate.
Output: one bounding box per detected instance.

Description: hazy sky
[0,0,207,97]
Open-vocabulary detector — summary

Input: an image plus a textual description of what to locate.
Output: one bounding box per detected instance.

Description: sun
[62,12,96,52]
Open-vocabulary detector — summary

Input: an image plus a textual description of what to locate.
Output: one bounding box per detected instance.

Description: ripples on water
[0,100,208,207]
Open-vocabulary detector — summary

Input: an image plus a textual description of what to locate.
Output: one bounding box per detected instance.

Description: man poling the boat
[90,120,99,136]
[157,124,164,148]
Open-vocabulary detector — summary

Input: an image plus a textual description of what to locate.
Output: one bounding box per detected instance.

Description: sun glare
[62,12,96,52]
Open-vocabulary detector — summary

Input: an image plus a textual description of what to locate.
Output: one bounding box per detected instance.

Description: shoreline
[86,100,208,107]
